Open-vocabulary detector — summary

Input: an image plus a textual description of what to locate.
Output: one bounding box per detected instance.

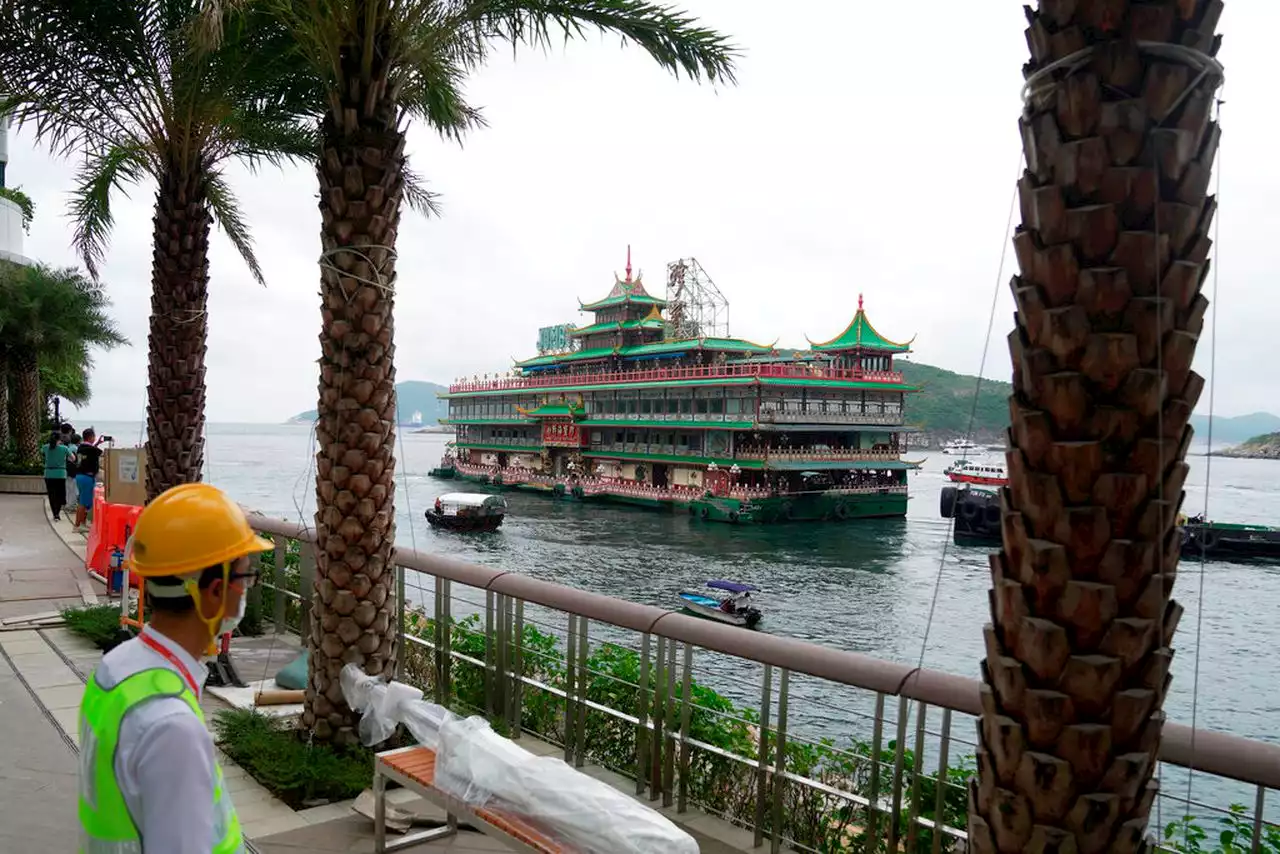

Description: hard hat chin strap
[181,561,232,652]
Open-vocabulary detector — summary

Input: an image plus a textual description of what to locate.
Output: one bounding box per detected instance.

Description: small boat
[425,493,507,532]
[941,438,982,455]
[945,460,1008,487]
[677,581,762,628]
[1181,515,1280,561]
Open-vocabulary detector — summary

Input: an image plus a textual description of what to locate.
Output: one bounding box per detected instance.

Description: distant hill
[1215,431,1280,460]
[900,361,1011,439]
[289,380,449,425]
[1188,412,1280,445]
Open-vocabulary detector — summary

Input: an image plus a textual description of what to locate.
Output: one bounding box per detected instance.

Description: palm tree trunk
[969,4,1223,853]
[12,349,41,464]
[303,91,403,744]
[0,351,11,451]
[145,162,210,500]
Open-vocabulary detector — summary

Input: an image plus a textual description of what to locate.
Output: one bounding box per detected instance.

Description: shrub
[213,708,372,808]
[62,604,134,651]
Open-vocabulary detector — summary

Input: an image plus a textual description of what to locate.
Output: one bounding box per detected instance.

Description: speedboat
[425,493,507,532]
[941,438,981,455]
[677,581,762,628]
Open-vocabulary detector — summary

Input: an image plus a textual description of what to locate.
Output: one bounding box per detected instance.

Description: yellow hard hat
[128,483,273,577]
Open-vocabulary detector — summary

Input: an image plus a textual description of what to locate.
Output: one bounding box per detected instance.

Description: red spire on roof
[625,245,632,283]
[858,292,864,312]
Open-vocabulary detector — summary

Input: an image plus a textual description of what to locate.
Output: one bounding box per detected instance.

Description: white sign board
[117,454,139,484]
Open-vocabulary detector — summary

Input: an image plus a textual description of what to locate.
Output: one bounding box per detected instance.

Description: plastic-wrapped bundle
[342,665,698,854]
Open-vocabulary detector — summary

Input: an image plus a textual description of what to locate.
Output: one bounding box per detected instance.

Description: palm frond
[205,168,265,285]
[402,167,444,218]
[452,0,739,85]
[69,145,149,281]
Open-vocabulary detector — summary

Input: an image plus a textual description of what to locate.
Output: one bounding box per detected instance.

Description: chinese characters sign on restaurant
[537,324,577,355]
[542,420,582,447]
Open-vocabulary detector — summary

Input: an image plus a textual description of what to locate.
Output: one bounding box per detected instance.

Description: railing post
[564,614,578,763]
[662,639,677,807]
[434,577,451,706]
[888,695,910,853]
[931,707,952,854]
[769,668,789,854]
[905,701,928,852]
[753,664,774,849]
[677,643,693,813]
[865,692,886,853]
[395,562,406,680]
[510,598,524,738]
[649,636,667,801]
[299,543,316,640]
[636,633,652,797]
[485,590,497,719]
[270,534,286,632]
[574,617,589,768]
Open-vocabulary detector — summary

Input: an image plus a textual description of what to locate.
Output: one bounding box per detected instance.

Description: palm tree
[0,262,126,464]
[969,4,1224,852]
[0,1,320,497]
[249,0,736,741]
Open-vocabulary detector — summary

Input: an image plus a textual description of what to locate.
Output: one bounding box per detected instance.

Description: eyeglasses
[229,569,260,588]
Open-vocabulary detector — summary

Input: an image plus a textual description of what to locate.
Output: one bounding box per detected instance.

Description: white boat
[945,459,1008,487]
[677,581,762,628]
[941,438,981,455]
[411,410,424,426]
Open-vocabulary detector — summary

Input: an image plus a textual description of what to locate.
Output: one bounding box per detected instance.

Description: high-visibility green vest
[77,667,244,854]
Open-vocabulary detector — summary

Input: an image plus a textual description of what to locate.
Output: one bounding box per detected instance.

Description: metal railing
[736,448,904,463]
[449,364,906,394]
[758,410,904,426]
[246,514,1280,853]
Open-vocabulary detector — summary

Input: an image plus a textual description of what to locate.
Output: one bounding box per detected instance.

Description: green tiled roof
[520,402,585,419]
[515,337,774,369]
[580,275,667,312]
[806,298,914,353]
[568,318,665,336]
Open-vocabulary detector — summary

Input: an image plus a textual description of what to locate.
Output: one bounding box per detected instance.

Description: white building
[0,112,31,266]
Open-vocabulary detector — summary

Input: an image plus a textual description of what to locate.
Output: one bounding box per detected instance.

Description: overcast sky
[10,2,1272,424]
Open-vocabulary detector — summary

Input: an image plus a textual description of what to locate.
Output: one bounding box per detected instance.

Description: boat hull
[425,510,504,532]
[435,466,908,524]
[946,472,1007,487]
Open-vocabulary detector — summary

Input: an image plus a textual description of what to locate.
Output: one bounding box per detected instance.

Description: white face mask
[219,594,247,636]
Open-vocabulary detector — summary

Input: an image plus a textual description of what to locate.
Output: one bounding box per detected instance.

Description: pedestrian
[41,431,75,521]
[77,483,272,854]
[60,422,80,514]
[72,427,106,533]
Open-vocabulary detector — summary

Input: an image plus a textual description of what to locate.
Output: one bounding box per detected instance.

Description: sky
[7,2,1275,424]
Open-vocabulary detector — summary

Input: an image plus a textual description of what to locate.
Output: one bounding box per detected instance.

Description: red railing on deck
[448,363,906,394]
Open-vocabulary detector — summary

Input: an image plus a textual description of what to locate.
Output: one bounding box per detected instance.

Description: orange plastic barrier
[85,486,144,588]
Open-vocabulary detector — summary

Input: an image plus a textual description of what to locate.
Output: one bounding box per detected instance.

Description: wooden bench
[373,745,574,853]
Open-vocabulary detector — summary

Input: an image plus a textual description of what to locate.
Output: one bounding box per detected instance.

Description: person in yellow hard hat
[77,483,273,854]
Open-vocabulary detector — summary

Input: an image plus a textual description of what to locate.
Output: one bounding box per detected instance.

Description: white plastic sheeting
[342,664,699,854]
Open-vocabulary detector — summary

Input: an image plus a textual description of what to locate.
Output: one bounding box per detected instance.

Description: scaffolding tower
[664,258,729,341]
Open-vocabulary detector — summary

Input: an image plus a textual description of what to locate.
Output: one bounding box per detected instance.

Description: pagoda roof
[516,398,586,419]
[568,317,665,337]
[515,336,775,369]
[805,294,914,353]
[579,246,667,311]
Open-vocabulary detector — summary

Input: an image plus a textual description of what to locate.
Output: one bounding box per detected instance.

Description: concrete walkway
[0,493,99,620]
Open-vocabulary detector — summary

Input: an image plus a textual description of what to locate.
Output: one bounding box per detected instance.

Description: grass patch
[213,708,373,808]
[62,604,134,651]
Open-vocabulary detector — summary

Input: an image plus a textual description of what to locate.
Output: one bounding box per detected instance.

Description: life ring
[834,503,849,520]
[728,510,739,523]
[700,506,710,520]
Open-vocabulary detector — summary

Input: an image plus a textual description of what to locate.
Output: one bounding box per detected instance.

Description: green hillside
[900,361,1010,437]
[289,380,449,425]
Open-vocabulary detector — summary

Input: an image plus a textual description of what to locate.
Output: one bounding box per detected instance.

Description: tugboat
[939,485,1002,542]
[425,493,507,532]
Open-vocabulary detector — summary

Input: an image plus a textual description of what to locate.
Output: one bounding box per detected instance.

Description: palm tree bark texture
[969,3,1223,853]
[303,94,403,743]
[12,349,40,462]
[145,162,211,500]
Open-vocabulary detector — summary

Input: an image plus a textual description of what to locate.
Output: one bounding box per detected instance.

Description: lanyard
[138,632,200,696]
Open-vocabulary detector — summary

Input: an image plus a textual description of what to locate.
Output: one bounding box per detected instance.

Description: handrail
[448,363,906,394]
[246,512,1280,790]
